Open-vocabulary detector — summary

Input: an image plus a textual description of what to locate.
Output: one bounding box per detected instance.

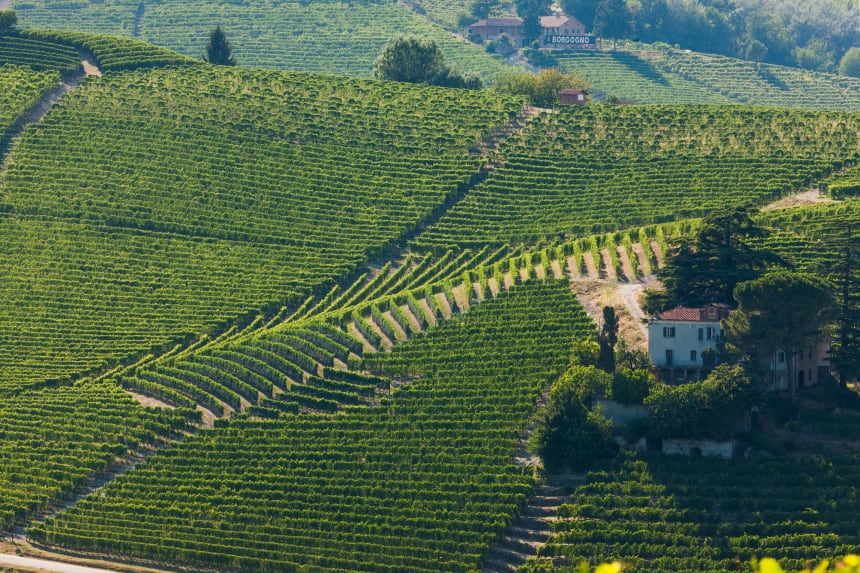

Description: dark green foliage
[470,0,498,20]
[203,25,235,66]
[610,368,655,406]
[561,0,598,31]
[0,9,17,36]
[593,0,631,40]
[644,364,754,440]
[648,206,783,310]
[374,35,482,89]
[515,0,550,43]
[839,47,860,77]
[532,365,615,472]
[596,306,618,373]
[724,271,838,399]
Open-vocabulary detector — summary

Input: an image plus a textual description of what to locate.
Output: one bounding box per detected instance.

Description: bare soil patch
[763,189,836,211]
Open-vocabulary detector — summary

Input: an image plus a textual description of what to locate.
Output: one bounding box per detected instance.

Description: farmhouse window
[778,351,785,363]
[665,349,673,366]
[663,326,675,337]
[690,350,697,362]
[698,328,703,340]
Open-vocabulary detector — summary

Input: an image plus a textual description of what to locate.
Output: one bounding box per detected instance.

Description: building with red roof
[648,303,733,383]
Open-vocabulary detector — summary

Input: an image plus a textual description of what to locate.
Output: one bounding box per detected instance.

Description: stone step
[506,525,553,543]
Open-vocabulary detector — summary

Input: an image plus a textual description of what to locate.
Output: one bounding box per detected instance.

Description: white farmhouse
[648,303,733,383]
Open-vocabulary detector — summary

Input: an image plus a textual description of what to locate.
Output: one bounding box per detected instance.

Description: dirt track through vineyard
[0,53,100,177]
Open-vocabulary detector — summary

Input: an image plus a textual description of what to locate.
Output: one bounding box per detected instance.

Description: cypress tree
[203,25,236,66]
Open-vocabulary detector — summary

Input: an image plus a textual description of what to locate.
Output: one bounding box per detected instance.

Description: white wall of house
[648,320,722,368]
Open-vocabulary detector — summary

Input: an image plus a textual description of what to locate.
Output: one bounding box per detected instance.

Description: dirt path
[0,554,123,573]
[1,52,100,176]
[618,283,648,338]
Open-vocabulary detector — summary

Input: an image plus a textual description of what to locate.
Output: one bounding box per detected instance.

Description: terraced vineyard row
[0,64,59,148]
[414,105,860,248]
[530,455,860,572]
[114,222,678,418]
[0,381,196,530]
[13,0,515,83]
[22,29,196,71]
[550,49,860,110]
[0,65,524,392]
[549,51,733,105]
[654,49,860,111]
[0,35,81,73]
[31,281,595,573]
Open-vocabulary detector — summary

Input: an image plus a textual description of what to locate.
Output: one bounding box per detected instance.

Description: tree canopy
[374,36,482,89]
[493,68,586,107]
[531,365,615,471]
[203,25,236,66]
[645,206,783,311]
[593,0,632,41]
[0,10,18,36]
[839,47,860,77]
[723,271,837,399]
[645,364,754,440]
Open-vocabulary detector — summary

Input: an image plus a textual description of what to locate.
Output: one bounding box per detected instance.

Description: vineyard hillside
[549,48,860,110]
[2,35,860,573]
[0,63,523,393]
[10,0,514,83]
[415,105,860,249]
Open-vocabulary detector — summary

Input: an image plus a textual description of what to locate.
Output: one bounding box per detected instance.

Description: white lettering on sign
[546,35,594,44]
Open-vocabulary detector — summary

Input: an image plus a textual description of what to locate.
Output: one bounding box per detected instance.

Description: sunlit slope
[13,0,514,82]
[33,280,593,573]
[0,65,523,392]
[552,49,860,110]
[0,64,60,145]
[414,105,860,249]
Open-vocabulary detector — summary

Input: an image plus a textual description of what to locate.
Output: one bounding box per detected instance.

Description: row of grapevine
[0,380,196,531]
[532,454,860,572]
[0,35,81,72]
[414,105,860,248]
[21,29,196,71]
[549,50,732,105]
[31,281,595,573]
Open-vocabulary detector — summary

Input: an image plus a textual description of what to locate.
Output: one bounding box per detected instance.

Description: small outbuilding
[559,88,588,105]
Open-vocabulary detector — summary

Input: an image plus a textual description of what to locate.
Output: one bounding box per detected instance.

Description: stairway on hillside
[481,483,569,573]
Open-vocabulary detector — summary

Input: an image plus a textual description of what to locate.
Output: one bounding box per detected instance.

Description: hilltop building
[559,88,588,105]
[648,303,732,383]
[468,15,595,49]
[760,339,832,392]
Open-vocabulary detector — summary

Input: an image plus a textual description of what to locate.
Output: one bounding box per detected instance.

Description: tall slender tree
[203,25,236,66]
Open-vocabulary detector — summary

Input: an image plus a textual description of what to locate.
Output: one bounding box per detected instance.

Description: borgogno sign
[545,35,595,46]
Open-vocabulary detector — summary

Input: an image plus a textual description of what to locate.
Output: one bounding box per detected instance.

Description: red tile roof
[471,17,523,28]
[540,15,586,30]
[654,304,734,322]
